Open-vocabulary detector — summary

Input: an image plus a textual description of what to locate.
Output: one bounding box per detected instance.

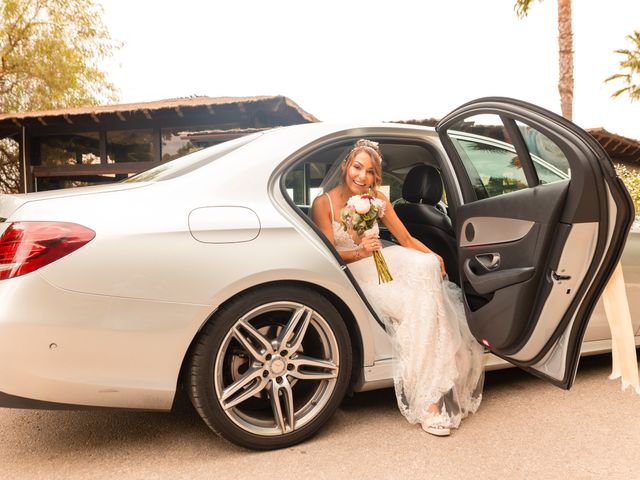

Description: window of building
[161,128,204,161]
[38,132,100,166]
[106,129,153,163]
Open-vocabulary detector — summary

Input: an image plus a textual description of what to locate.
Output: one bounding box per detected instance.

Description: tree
[605,31,640,102]
[0,0,119,193]
[514,0,574,121]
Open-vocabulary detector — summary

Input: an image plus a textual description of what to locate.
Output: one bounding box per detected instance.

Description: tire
[186,285,352,450]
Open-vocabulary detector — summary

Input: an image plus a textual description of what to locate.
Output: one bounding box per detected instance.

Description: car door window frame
[440,110,573,205]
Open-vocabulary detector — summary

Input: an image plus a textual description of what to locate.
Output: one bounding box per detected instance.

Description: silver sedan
[0,97,637,449]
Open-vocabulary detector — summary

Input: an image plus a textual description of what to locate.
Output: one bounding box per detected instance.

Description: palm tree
[514,0,574,121]
[605,31,640,102]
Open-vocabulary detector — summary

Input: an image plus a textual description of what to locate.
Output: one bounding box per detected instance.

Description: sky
[99,0,640,139]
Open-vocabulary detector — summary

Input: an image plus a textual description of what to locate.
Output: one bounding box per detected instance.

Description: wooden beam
[175,106,184,118]
[63,114,73,125]
[143,109,152,120]
[618,144,636,155]
[116,112,126,122]
[37,117,47,126]
[91,113,100,123]
[99,130,107,164]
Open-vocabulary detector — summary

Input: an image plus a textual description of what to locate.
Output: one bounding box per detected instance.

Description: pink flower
[377,200,387,218]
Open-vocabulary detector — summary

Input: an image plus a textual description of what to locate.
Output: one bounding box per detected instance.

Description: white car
[0,97,637,449]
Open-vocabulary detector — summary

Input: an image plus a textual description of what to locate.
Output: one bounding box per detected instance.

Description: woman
[311,139,484,436]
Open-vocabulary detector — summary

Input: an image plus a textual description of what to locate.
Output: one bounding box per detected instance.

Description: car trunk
[0,183,150,221]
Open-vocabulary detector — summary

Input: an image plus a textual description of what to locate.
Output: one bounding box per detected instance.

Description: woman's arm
[310,195,374,264]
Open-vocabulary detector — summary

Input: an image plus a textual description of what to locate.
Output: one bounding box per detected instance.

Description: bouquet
[340,193,393,283]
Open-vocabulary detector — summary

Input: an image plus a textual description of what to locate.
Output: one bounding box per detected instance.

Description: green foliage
[0,0,119,113]
[0,0,119,193]
[0,138,19,193]
[606,31,640,102]
[615,163,640,216]
[513,0,538,18]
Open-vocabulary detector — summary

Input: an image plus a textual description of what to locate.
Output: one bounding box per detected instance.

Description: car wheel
[187,285,352,450]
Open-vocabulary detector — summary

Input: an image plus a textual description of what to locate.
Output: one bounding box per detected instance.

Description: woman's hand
[434,253,447,279]
[360,232,381,256]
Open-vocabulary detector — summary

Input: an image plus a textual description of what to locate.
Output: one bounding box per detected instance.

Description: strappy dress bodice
[325,193,359,251]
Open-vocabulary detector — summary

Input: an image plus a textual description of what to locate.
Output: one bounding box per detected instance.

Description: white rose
[346,195,361,208]
[354,197,371,215]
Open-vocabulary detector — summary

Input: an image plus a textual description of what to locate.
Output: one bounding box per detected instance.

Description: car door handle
[463,259,535,295]
[475,253,500,271]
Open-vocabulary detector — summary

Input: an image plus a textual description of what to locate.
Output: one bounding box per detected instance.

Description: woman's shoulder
[311,192,331,222]
[312,192,329,208]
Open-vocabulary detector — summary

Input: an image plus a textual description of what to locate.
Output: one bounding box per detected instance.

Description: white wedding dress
[327,194,485,430]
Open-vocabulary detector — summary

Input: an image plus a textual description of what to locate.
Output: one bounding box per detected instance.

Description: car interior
[283,139,462,285]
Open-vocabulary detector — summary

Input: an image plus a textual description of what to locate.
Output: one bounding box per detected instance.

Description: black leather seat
[394,165,459,284]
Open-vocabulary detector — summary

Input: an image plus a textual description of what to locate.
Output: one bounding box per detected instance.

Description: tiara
[346,139,382,162]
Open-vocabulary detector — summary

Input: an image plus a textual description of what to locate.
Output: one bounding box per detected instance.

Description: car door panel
[437,97,634,389]
[456,181,569,353]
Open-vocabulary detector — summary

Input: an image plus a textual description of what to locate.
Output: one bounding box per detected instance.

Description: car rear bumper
[0,272,209,411]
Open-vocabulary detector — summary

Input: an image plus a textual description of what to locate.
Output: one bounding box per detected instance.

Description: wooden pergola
[0,95,317,192]
[586,128,640,166]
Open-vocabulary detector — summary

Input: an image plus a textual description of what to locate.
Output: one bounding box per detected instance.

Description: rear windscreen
[123,132,262,183]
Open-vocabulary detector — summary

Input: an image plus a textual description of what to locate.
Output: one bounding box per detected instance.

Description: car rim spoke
[233,320,273,361]
[268,380,288,434]
[221,370,268,410]
[277,306,312,352]
[289,354,338,380]
[281,379,295,431]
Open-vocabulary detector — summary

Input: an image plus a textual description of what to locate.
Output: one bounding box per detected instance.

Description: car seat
[394,165,459,284]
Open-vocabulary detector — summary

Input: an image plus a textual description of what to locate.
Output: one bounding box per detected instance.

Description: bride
[311,139,485,436]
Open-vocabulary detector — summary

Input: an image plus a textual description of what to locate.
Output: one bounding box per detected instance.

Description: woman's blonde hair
[342,139,383,189]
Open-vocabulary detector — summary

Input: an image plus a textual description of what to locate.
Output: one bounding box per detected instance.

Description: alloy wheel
[214,301,340,436]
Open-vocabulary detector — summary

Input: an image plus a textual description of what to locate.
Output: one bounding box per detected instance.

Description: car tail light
[0,222,95,281]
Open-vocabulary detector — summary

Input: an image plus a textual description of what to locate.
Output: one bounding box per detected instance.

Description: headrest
[402,165,443,205]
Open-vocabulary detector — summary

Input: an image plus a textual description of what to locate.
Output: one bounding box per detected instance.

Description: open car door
[436,97,634,389]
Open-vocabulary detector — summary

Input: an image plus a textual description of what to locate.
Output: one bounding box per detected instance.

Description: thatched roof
[0,95,318,136]
[586,128,640,163]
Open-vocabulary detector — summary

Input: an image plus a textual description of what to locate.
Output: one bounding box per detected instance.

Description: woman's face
[344,151,375,195]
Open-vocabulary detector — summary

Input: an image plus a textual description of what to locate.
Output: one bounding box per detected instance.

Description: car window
[516,120,571,183]
[285,160,332,210]
[283,142,437,212]
[446,114,569,202]
[123,132,262,183]
[450,136,528,200]
[446,114,529,200]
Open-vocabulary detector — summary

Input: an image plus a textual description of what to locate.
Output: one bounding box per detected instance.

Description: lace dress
[327,194,485,430]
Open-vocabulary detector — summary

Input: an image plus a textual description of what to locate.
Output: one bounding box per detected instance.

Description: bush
[614,163,640,217]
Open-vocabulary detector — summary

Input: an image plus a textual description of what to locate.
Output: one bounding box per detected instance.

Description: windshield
[123,132,263,183]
